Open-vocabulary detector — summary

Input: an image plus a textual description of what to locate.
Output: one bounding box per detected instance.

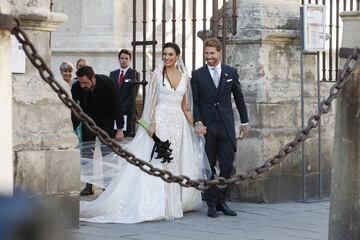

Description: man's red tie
[118,70,124,89]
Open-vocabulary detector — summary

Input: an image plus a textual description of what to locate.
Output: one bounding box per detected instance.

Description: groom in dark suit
[109,49,139,137]
[191,38,249,218]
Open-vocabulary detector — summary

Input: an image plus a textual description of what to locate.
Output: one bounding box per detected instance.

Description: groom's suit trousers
[204,120,234,206]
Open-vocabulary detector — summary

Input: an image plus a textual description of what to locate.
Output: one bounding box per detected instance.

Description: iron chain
[4,14,360,190]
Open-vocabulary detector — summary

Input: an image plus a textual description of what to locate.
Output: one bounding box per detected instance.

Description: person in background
[76,57,88,70]
[109,49,139,137]
[73,58,89,83]
[72,66,124,196]
[59,61,74,87]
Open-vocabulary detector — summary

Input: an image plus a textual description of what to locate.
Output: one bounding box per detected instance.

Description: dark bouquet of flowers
[138,118,173,163]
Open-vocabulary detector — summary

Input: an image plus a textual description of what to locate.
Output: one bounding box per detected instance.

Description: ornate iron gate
[131,0,236,79]
[132,0,360,85]
[130,0,237,132]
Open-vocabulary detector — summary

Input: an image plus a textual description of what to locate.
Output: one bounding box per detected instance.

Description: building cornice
[12,7,67,32]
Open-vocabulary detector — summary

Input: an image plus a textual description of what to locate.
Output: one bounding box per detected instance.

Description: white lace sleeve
[142,68,160,125]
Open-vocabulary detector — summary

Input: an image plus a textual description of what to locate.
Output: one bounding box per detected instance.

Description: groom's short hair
[204,38,222,52]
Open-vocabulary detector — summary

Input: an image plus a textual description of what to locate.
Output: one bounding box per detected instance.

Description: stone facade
[329,11,360,240]
[2,0,80,227]
[51,0,121,77]
[0,1,13,196]
[227,0,334,202]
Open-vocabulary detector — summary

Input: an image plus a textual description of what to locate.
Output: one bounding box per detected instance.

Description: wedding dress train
[79,71,204,223]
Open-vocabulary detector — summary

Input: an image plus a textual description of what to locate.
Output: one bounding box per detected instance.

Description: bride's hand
[147,123,156,137]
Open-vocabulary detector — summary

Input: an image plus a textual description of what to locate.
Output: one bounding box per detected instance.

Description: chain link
[4,15,360,190]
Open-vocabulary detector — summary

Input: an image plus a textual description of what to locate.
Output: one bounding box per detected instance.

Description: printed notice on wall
[303,5,326,53]
[11,35,26,73]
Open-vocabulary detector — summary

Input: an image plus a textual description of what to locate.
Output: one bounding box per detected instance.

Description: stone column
[227,0,332,202]
[328,11,360,240]
[0,3,13,196]
[7,0,80,228]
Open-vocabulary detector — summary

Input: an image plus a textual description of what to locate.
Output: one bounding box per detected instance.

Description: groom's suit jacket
[191,64,249,150]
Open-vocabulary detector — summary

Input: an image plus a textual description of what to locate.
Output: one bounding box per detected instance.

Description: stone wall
[227,0,335,202]
[4,0,80,227]
[329,11,360,240]
[0,1,14,195]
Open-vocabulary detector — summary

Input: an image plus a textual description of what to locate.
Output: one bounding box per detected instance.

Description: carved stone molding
[12,7,67,32]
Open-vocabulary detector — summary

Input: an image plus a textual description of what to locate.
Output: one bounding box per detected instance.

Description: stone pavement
[67,200,329,240]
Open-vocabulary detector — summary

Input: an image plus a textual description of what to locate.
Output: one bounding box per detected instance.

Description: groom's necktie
[212,67,220,88]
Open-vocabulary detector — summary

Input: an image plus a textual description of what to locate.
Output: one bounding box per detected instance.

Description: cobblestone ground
[67,200,329,240]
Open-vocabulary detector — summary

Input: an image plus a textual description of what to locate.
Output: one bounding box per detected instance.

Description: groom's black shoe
[207,207,218,218]
[80,183,94,196]
[217,203,237,216]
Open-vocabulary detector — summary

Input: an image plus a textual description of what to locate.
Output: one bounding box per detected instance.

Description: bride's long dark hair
[162,42,181,87]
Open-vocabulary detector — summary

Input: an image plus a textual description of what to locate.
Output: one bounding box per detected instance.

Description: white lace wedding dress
[79,70,204,223]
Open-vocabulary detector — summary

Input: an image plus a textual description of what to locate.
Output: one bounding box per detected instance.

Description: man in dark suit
[191,38,249,218]
[109,49,139,137]
[72,66,124,195]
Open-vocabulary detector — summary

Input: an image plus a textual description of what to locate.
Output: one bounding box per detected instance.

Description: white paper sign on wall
[303,4,326,53]
[11,35,26,73]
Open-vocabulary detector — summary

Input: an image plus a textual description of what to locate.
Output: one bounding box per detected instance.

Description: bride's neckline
[164,70,183,91]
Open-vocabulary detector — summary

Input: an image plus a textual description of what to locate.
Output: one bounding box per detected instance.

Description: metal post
[182,0,186,64]
[142,0,147,107]
[203,0,207,64]
[232,0,237,35]
[300,8,307,202]
[222,0,226,64]
[192,0,197,70]
[317,52,322,199]
[132,0,137,70]
[336,0,340,79]
[322,0,326,81]
[212,0,219,38]
[152,0,156,71]
[300,51,307,202]
[162,0,166,48]
[172,0,176,42]
[329,0,333,81]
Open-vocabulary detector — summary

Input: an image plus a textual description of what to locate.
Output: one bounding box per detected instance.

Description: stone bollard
[0,4,14,196]
[328,11,360,240]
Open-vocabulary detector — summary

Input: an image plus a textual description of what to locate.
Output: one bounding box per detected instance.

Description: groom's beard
[206,58,220,66]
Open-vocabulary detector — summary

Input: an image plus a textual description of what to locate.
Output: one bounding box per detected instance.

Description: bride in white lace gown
[79,43,208,223]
